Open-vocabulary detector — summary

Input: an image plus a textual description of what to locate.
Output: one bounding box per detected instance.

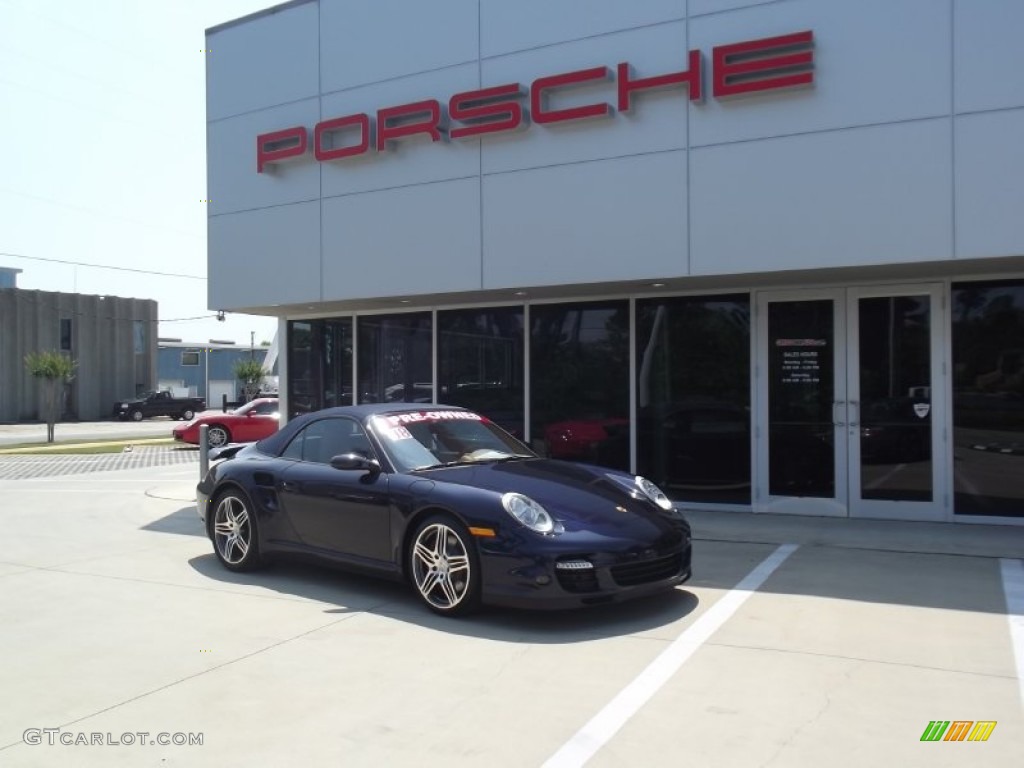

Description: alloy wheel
[213,494,251,565]
[411,522,472,611]
[208,426,229,448]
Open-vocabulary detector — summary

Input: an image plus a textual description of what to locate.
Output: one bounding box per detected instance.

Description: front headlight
[635,476,673,511]
[501,492,554,534]
[120,403,129,409]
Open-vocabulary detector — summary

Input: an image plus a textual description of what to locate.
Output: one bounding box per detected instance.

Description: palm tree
[24,350,77,443]
[233,359,265,402]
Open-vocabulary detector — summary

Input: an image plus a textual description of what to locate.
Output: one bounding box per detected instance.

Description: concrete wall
[0,289,157,422]
[206,0,1024,310]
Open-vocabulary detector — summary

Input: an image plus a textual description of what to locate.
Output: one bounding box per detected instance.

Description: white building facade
[206,0,1024,524]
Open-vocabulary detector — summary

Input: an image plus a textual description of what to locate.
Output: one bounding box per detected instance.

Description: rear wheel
[409,515,481,617]
[211,489,262,571]
[207,425,230,448]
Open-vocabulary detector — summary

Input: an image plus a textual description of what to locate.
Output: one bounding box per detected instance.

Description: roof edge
[206,0,315,36]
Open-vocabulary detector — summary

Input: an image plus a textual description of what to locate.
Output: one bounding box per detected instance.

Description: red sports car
[172,398,280,448]
[543,417,629,462]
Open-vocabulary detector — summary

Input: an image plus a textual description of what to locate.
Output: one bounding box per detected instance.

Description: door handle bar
[832,401,845,427]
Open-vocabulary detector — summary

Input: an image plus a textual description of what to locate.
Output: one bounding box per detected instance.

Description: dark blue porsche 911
[197,404,692,616]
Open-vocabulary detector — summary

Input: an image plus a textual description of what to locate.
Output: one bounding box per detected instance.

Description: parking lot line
[543,543,799,768]
[1000,558,1024,708]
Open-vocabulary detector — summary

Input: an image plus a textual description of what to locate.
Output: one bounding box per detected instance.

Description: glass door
[755,290,847,516]
[756,285,947,521]
[847,284,945,521]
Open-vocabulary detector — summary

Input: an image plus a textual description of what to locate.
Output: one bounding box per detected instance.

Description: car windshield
[370,410,535,472]
[229,399,280,418]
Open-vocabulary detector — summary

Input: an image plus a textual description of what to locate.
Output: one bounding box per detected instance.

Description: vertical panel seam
[478,0,485,291]
[950,0,957,260]
[685,0,692,278]
[318,0,325,302]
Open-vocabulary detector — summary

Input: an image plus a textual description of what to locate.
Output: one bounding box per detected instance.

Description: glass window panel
[531,301,629,471]
[287,318,353,416]
[357,313,432,405]
[768,300,835,498]
[323,319,353,408]
[287,321,317,416]
[133,320,145,355]
[60,318,72,351]
[952,280,1024,518]
[636,295,750,504]
[438,307,524,437]
[857,296,932,501]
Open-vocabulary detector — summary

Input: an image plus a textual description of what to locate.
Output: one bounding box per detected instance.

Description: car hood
[423,459,684,536]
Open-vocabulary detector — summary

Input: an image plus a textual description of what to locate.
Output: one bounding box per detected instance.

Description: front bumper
[196,487,210,524]
[478,534,692,610]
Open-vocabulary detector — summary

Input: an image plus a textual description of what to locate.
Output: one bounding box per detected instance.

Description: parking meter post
[199,424,209,480]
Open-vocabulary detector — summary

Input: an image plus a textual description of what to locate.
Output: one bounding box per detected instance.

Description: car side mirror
[330,452,381,474]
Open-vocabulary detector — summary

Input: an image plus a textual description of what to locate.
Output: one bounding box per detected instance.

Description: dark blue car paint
[198,404,691,609]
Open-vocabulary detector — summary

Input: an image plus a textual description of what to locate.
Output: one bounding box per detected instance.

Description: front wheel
[130,410,144,422]
[180,408,195,421]
[207,425,230,448]
[211,490,262,571]
[409,516,481,617]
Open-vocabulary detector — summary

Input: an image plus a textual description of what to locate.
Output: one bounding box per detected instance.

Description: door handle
[832,401,846,427]
[848,400,859,427]
[281,480,300,493]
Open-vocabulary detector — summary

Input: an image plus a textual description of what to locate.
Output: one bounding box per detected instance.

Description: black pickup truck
[114,391,206,421]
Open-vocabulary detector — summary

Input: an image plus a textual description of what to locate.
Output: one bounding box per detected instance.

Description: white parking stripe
[1000,558,1024,708]
[543,543,798,768]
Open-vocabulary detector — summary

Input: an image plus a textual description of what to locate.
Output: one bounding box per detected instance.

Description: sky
[0,0,280,346]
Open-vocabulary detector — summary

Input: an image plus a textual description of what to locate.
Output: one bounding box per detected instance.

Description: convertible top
[254,403,472,457]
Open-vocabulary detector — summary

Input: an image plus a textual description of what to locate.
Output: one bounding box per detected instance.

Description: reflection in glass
[438,307,524,436]
[357,313,432,405]
[530,302,629,471]
[322,320,353,408]
[286,318,353,417]
[636,296,750,503]
[287,321,316,416]
[952,280,1024,518]
[857,296,932,501]
[768,301,835,497]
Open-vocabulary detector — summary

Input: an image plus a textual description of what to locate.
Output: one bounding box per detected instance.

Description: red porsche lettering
[531,66,613,124]
[256,126,308,173]
[376,99,443,151]
[712,30,814,99]
[314,113,372,161]
[256,30,815,172]
[449,83,526,140]
[617,49,703,110]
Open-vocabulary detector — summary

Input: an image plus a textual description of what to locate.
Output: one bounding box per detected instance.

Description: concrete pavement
[0,464,1020,767]
[0,446,198,480]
